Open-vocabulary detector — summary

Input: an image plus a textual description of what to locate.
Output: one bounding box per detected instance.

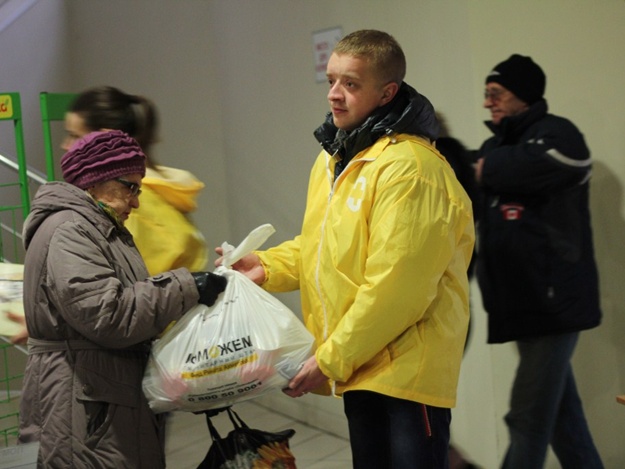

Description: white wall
[3,0,625,467]
[65,0,232,256]
[0,0,69,210]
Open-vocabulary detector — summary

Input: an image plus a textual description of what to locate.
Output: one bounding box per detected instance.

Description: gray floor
[165,399,353,468]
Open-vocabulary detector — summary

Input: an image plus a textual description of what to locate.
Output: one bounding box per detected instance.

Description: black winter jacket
[476,100,601,343]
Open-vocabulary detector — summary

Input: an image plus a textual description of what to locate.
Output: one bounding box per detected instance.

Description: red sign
[500,203,524,220]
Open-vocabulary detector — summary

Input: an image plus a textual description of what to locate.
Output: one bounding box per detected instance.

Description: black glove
[192,272,227,307]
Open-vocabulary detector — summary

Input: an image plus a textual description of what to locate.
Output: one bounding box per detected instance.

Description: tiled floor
[164,399,353,468]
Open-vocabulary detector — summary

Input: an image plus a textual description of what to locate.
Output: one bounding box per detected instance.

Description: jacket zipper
[316,150,374,396]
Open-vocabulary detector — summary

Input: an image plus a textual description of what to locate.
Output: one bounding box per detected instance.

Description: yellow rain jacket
[126,166,208,275]
[258,134,474,408]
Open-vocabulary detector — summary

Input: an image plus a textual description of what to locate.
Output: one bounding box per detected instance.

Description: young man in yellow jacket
[221,30,474,468]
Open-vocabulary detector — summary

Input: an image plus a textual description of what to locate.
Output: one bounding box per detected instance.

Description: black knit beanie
[485,54,546,104]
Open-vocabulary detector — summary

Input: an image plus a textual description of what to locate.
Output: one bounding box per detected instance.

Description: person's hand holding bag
[192,272,227,307]
[143,224,315,414]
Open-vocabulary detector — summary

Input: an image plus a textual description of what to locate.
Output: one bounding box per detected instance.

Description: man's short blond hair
[333,29,406,85]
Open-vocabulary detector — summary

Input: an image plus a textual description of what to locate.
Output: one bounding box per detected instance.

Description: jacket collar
[485,99,549,141]
[24,182,130,249]
[313,82,440,163]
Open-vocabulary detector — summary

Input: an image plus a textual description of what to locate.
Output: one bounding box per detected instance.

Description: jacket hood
[314,82,440,161]
[23,182,115,249]
[141,166,204,213]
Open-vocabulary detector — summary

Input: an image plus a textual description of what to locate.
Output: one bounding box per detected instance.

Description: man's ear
[380,82,399,106]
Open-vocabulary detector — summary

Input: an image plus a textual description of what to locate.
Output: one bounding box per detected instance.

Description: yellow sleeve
[125,188,208,275]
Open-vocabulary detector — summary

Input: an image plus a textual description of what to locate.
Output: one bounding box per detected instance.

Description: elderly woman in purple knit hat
[18,130,226,468]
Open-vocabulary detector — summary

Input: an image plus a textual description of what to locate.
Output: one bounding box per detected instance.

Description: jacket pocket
[479,199,556,314]
[82,401,114,443]
[74,364,140,408]
[388,323,421,360]
[73,361,141,449]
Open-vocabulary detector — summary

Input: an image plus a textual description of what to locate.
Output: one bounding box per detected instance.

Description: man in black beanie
[475,55,604,468]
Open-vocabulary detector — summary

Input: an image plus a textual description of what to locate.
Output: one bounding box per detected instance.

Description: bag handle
[204,411,223,442]
[201,410,231,466]
[220,224,276,268]
[226,407,250,430]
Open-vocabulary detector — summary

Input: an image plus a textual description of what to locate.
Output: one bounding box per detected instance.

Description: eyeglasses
[115,178,142,197]
[484,89,510,102]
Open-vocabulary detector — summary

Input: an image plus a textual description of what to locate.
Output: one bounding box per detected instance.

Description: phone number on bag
[187,382,263,402]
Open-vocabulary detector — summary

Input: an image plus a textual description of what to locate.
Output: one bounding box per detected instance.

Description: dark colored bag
[197,407,297,469]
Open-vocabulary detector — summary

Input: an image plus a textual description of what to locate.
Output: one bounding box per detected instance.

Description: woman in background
[63,86,208,275]
[9,88,207,345]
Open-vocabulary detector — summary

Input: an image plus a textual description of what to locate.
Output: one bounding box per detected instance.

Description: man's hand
[214,247,266,285]
[283,355,327,398]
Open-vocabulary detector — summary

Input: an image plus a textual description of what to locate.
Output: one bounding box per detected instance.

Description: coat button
[82,384,93,395]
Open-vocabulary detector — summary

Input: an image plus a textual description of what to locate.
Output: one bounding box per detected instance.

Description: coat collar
[24,182,130,249]
[484,99,549,142]
[314,82,440,163]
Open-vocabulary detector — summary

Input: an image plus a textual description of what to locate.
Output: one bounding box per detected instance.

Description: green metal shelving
[0,92,29,448]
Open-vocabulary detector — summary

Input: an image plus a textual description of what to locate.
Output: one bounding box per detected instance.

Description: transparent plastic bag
[143,225,314,413]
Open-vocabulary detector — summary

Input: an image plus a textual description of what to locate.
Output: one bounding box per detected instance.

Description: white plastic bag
[142,224,314,413]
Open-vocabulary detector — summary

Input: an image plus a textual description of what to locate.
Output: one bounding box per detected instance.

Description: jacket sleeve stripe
[546,148,592,168]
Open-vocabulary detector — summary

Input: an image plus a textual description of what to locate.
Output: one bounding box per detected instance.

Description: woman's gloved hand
[191,272,227,307]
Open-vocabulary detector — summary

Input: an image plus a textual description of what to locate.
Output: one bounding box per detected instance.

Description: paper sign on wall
[312,27,342,83]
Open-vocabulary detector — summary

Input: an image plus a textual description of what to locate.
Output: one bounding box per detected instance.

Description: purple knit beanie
[61,130,146,189]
